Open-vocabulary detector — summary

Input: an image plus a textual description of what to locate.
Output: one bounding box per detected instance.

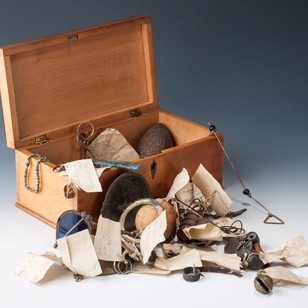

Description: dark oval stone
[137,123,174,157]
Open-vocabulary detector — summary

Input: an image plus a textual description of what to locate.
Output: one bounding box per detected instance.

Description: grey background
[0,1,308,306]
[1,0,307,196]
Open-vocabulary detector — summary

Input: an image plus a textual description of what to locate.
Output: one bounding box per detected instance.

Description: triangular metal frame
[263,213,284,224]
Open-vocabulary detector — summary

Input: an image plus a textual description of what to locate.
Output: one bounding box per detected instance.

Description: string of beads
[24,153,48,194]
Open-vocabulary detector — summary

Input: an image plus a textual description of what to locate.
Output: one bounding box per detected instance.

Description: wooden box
[0,16,223,227]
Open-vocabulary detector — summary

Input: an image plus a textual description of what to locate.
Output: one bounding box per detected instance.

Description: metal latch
[35,134,49,145]
[129,108,143,117]
[68,34,79,41]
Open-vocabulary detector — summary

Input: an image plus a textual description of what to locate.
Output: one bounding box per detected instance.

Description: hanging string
[208,123,284,225]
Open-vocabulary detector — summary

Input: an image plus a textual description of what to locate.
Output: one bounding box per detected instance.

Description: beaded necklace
[24,153,48,194]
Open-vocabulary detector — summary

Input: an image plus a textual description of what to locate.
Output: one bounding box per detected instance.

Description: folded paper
[141,211,167,264]
[260,235,308,267]
[94,216,122,262]
[15,252,63,283]
[64,159,102,193]
[132,262,171,275]
[180,246,241,271]
[57,229,102,277]
[88,128,139,161]
[258,266,308,286]
[166,168,190,199]
[191,164,232,216]
[154,249,202,271]
[183,217,242,242]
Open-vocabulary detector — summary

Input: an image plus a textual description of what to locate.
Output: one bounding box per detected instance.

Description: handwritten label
[15,252,63,283]
[57,229,102,277]
[94,216,122,262]
[192,164,232,216]
[64,159,102,192]
[140,211,167,264]
[87,128,139,161]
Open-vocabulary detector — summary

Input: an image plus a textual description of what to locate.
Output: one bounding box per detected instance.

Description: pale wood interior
[26,110,211,165]
[11,22,149,140]
[1,16,158,149]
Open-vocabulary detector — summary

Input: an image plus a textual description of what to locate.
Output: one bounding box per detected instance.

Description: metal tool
[92,159,141,171]
[208,123,284,225]
[182,265,242,282]
[224,231,265,270]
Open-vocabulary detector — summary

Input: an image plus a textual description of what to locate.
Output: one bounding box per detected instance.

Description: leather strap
[197,265,243,278]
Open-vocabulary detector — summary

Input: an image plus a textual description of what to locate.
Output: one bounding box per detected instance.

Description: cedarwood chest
[0,16,224,226]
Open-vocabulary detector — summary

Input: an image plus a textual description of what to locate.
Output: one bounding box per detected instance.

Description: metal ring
[182,267,202,282]
[76,121,95,140]
[113,260,132,274]
[119,198,162,233]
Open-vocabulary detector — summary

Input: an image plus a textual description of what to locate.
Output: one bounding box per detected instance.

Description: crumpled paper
[15,252,64,283]
[183,217,243,242]
[88,128,139,161]
[57,229,102,277]
[154,246,241,272]
[260,235,308,267]
[258,266,308,286]
[191,164,232,216]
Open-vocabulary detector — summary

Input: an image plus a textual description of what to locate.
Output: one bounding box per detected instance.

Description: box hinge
[35,134,49,145]
[129,108,143,118]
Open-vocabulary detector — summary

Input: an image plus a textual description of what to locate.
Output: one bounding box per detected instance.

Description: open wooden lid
[0,16,158,149]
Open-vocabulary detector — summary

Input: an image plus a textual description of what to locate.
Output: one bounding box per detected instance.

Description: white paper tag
[166,168,190,199]
[94,216,122,261]
[15,252,63,283]
[57,229,102,277]
[140,211,167,264]
[64,159,102,193]
[192,164,232,216]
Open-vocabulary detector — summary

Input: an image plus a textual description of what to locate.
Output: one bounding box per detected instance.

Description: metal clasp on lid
[129,108,143,117]
[35,134,49,145]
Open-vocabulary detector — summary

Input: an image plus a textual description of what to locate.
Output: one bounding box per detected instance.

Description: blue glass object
[54,210,91,248]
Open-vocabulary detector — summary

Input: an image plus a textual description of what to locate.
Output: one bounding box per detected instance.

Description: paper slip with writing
[60,167,108,178]
[260,235,308,268]
[57,229,102,277]
[94,216,122,262]
[64,159,102,193]
[175,182,207,209]
[192,164,232,216]
[166,168,190,199]
[88,128,139,161]
[15,252,64,283]
[140,211,167,264]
